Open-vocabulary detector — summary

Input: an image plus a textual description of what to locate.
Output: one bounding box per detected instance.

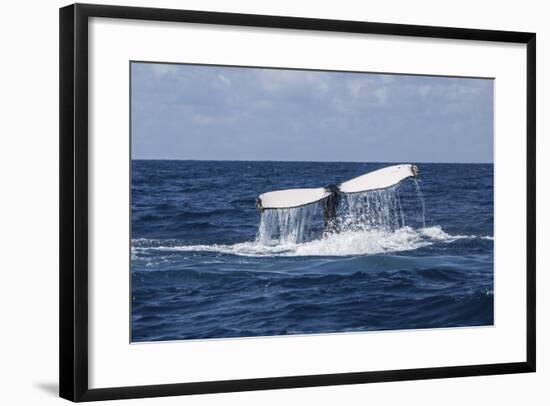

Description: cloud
[418,85,432,97]
[148,63,178,77]
[347,78,373,98]
[131,62,493,163]
[217,73,231,86]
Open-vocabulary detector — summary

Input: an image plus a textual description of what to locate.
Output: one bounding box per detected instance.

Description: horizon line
[130,158,494,164]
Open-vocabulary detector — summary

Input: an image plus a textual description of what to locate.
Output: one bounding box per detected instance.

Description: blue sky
[131,62,493,163]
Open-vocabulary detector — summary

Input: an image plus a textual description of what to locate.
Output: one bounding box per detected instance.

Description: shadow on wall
[34,382,58,397]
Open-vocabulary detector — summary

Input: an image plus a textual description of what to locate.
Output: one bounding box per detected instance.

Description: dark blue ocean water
[131,161,493,342]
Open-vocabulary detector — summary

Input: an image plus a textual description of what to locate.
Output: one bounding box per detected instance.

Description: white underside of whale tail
[339,164,417,193]
[257,164,418,210]
[258,187,330,210]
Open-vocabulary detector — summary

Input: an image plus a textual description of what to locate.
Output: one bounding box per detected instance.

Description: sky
[131,62,493,163]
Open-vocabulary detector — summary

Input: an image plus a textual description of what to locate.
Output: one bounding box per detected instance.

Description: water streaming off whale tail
[256,180,426,246]
[414,178,427,228]
[256,203,321,245]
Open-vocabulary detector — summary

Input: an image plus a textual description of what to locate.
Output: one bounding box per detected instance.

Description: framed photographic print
[59,3,536,402]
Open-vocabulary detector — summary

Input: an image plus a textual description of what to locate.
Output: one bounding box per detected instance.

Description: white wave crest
[132,226,493,258]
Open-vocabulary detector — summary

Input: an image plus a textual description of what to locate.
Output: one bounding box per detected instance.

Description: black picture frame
[59,3,536,402]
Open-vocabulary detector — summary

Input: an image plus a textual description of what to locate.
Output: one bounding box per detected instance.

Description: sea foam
[132,226,491,258]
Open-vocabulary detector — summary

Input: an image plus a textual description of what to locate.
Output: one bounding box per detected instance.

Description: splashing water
[256,180,427,245]
[256,204,320,245]
[133,225,492,258]
[339,186,404,232]
[414,178,426,228]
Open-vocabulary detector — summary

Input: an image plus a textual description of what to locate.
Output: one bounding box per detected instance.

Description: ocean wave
[132,226,493,258]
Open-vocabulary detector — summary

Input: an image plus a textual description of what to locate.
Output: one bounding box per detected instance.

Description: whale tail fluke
[256,164,419,211]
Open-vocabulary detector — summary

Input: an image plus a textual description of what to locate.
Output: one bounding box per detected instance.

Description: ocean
[131,160,494,342]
